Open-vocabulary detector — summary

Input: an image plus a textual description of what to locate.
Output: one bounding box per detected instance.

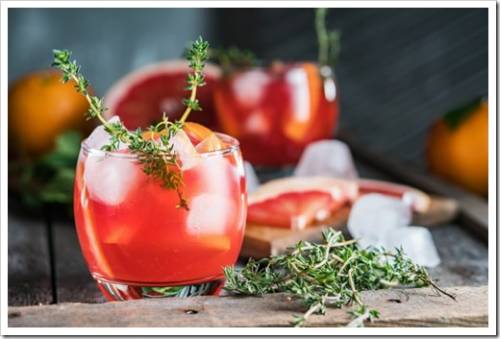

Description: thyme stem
[224,228,453,327]
[179,86,197,124]
[52,37,209,209]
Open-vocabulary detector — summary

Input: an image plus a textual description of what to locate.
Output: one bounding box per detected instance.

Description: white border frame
[0,0,496,336]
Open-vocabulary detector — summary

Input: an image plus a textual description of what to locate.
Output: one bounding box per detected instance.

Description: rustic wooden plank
[52,220,105,304]
[413,196,459,226]
[8,285,487,327]
[428,224,488,287]
[338,132,488,241]
[8,212,53,306]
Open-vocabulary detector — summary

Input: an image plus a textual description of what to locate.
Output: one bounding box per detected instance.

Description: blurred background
[9,8,488,166]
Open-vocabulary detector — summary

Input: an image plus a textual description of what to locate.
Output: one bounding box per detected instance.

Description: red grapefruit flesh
[104,60,221,130]
[247,177,358,229]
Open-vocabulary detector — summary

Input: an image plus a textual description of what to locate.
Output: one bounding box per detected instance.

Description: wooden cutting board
[241,195,458,259]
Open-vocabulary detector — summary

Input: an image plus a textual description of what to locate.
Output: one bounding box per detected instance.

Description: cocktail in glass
[74,132,247,300]
[214,63,339,166]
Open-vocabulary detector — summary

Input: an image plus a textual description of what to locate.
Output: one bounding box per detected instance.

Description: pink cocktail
[214,63,339,166]
[74,132,247,300]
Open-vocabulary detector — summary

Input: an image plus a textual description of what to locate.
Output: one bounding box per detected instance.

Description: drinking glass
[214,63,339,166]
[73,133,247,300]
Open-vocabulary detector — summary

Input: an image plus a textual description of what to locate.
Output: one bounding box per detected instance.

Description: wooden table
[7,141,489,326]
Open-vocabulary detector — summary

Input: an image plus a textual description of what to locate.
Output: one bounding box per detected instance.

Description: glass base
[96,279,224,301]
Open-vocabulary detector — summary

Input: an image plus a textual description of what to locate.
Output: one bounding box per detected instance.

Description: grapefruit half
[104,60,221,130]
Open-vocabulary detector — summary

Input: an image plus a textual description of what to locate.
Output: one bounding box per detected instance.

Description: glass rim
[80,132,241,160]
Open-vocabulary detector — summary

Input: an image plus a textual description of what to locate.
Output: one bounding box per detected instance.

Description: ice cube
[294,140,358,179]
[195,133,223,153]
[85,116,125,150]
[233,69,270,108]
[171,130,200,170]
[244,161,260,194]
[84,153,141,205]
[187,193,234,234]
[348,194,440,267]
[348,194,411,247]
[386,226,441,267]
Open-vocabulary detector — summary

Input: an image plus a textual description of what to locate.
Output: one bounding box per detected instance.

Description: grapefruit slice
[356,179,431,213]
[104,60,221,130]
[183,122,224,152]
[248,177,358,229]
[183,122,213,145]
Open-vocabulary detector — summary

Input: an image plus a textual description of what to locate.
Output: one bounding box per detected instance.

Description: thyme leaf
[52,37,210,208]
[224,228,453,327]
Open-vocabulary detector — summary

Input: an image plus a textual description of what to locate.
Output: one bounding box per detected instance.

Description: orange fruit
[426,99,488,195]
[9,70,92,156]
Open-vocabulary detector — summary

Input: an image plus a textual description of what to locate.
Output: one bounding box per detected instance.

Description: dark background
[9,8,488,167]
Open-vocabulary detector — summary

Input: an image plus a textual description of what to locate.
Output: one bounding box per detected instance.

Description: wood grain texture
[413,196,459,226]
[8,213,53,306]
[8,285,487,327]
[52,221,105,304]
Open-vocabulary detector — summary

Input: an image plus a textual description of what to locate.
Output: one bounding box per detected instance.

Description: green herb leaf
[209,46,257,73]
[443,97,484,129]
[51,37,210,209]
[224,228,453,327]
[13,130,81,208]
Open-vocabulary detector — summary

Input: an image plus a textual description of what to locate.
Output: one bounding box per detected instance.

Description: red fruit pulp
[104,61,221,130]
[214,63,339,166]
[73,136,246,291]
[248,191,343,229]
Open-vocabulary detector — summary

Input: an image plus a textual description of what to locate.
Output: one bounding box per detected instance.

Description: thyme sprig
[209,46,257,74]
[224,228,453,327]
[316,8,341,69]
[52,37,209,208]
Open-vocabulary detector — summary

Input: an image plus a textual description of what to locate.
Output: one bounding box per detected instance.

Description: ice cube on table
[348,194,411,248]
[84,116,125,150]
[244,161,260,194]
[294,140,358,179]
[348,193,440,267]
[387,226,441,267]
[84,153,141,206]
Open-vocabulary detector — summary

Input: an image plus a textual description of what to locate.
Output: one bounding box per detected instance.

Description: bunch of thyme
[224,228,453,327]
[52,37,209,209]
